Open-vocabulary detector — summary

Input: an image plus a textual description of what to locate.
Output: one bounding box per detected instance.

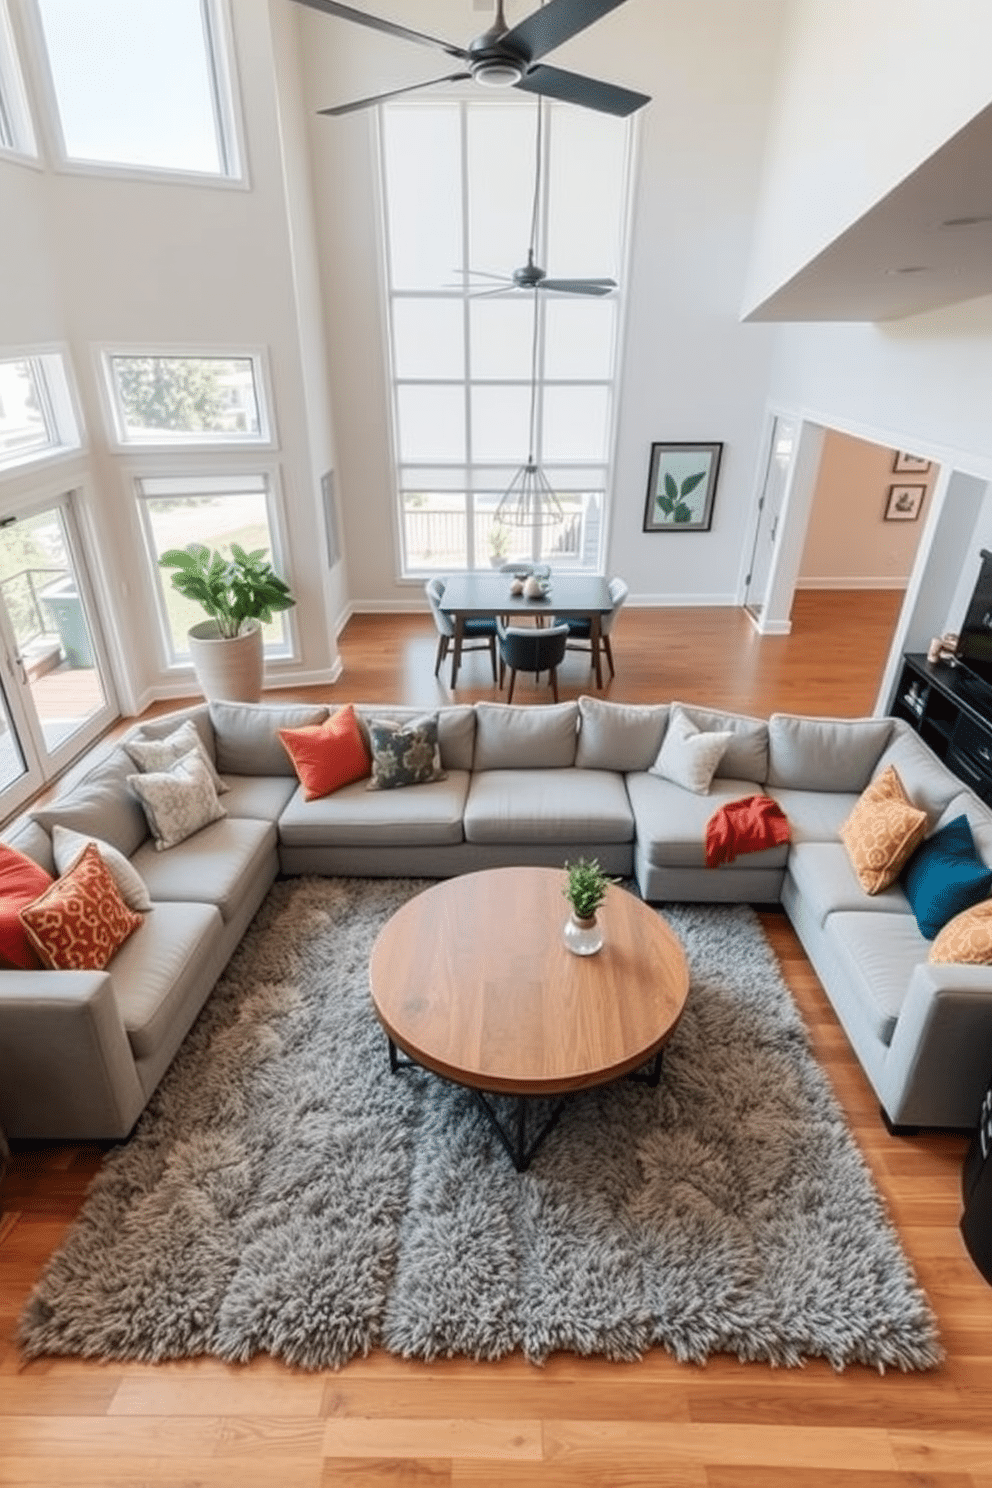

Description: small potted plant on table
[562,857,617,956]
[158,542,296,703]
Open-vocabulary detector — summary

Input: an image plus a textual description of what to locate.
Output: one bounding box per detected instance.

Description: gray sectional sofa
[2,693,991,1142]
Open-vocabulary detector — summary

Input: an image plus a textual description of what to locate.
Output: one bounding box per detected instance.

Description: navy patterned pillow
[366,714,446,790]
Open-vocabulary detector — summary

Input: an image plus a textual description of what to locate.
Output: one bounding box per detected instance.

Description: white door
[0,495,118,817]
[744,416,796,618]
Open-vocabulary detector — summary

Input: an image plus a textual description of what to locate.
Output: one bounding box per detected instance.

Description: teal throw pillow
[366,714,446,791]
[901,814,992,940]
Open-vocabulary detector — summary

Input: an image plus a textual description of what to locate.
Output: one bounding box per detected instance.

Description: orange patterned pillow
[19,841,144,971]
[839,765,928,895]
[930,899,992,964]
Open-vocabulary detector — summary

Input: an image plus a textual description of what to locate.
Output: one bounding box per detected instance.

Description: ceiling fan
[290,0,651,118]
[463,98,617,297]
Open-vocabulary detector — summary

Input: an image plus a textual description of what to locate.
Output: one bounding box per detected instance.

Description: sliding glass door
[0,496,117,817]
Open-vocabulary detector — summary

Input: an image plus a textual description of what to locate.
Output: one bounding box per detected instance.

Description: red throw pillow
[0,843,55,969]
[19,841,144,972]
[278,704,372,801]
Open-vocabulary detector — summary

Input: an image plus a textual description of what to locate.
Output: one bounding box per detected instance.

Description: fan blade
[319,72,471,116]
[503,0,633,65]
[515,63,649,117]
[290,0,469,62]
[539,278,617,295]
[460,269,515,283]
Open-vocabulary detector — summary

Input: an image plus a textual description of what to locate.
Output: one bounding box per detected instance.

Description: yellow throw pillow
[839,765,927,895]
[930,899,992,964]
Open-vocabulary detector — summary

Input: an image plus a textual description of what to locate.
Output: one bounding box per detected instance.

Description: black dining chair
[560,576,628,680]
[425,577,497,684]
[496,619,570,703]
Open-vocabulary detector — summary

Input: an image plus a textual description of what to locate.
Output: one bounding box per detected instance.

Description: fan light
[472,58,524,87]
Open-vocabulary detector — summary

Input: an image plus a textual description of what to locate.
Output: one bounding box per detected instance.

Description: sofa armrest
[0,971,145,1139]
[880,961,992,1129]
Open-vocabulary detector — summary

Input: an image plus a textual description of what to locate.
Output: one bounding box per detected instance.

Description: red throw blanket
[705,794,790,868]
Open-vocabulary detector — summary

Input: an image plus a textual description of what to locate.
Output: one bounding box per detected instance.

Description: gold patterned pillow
[839,765,927,895]
[930,899,992,964]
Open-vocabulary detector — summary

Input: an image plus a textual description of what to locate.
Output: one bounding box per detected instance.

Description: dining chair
[561,575,628,680]
[496,618,570,703]
[425,577,497,684]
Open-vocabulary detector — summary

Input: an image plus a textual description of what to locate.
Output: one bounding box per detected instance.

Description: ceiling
[744,101,992,323]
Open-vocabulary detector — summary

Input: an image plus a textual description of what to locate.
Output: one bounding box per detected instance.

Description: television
[956,548,992,699]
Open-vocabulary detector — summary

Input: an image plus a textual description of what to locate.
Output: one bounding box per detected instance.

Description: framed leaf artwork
[643,442,723,532]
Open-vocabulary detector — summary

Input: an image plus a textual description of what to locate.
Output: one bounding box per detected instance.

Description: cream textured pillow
[651,707,732,795]
[127,750,226,851]
[839,764,927,895]
[124,718,228,794]
[52,824,151,912]
[929,899,992,964]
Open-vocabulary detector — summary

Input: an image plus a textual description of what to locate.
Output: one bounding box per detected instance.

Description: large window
[380,100,631,575]
[32,0,241,178]
[137,473,292,664]
[0,352,80,473]
[0,0,35,157]
[103,353,269,446]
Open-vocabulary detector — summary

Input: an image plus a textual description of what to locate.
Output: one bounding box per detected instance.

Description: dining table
[438,570,614,689]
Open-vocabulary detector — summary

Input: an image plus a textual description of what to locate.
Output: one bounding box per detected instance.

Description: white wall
[300,0,789,610]
[744,0,992,316]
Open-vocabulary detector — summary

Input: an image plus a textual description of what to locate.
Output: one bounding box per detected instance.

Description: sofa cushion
[278,771,470,848]
[112,900,224,1061]
[765,787,860,844]
[128,751,227,851]
[676,702,769,782]
[210,701,329,776]
[279,705,371,800]
[786,841,912,927]
[32,746,150,858]
[355,704,475,773]
[937,790,992,863]
[839,765,928,895]
[871,727,963,824]
[52,824,151,913]
[131,817,276,923]
[473,701,578,770]
[651,707,731,794]
[126,703,217,762]
[20,841,143,972]
[930,900,992,965]
[0,844,54,969]
[826,910,928,1045]
[463,769,634,845]
[575,695,668,772]
[626,773,783,870]
[766,714,893,792]
[366,714,446,790]
[219,774,299,823]
[901,814,992,940]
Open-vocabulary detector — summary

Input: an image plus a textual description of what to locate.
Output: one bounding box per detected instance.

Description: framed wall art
[885,483,926,521]
[643,442,723,532]
[893,451,930,474]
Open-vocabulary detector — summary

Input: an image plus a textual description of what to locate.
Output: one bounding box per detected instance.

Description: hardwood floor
[5,590,992,1488]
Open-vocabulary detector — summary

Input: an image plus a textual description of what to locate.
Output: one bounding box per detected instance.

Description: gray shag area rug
[19,876,942,1373]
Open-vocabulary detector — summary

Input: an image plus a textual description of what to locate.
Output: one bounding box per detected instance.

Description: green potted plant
[488,519,512,567]
[562,857,618,956]
[158,542,296,703]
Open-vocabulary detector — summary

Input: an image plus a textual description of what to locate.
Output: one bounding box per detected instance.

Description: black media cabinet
[889,653,992,806]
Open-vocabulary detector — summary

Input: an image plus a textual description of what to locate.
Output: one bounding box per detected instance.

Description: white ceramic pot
[187,619,264,703]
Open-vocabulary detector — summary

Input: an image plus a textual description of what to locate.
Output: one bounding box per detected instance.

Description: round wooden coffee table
[369,866,689,1169]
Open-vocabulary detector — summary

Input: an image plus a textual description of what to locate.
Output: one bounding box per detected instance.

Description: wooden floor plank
[5,594,992,1484]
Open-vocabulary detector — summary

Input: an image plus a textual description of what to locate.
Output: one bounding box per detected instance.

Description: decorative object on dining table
[562,856,617,956]
[643,442,723,532]
[522,573,551,600]
[885,483,926,521]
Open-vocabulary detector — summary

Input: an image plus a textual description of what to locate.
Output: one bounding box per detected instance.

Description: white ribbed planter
[187,619,263,703]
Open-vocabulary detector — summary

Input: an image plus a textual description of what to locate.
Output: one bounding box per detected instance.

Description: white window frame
[377,99,633,580]
[24,0,246,187]
[98,347,276,451]
[0,0,36,160]
[0,345,82,476]
[132,462,297,670]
